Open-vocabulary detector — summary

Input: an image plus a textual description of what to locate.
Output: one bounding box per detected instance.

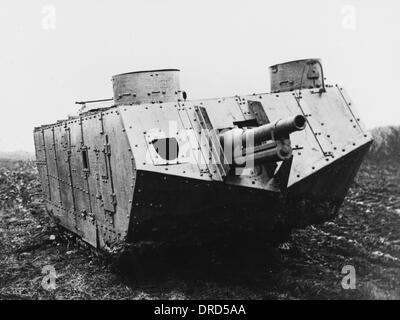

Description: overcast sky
[0,0,399,152]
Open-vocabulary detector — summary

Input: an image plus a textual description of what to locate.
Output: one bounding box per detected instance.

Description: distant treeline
[367,126,400,162]
[0,151,35,161]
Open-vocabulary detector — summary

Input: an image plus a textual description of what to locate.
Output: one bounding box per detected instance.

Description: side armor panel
[36,111,136,249]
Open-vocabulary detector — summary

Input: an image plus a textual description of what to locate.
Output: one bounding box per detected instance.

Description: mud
[0,159,399,300]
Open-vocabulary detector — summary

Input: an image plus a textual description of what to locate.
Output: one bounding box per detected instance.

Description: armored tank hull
[33,59,372,251]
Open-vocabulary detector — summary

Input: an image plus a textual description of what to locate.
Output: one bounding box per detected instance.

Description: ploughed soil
[0,158,399,300]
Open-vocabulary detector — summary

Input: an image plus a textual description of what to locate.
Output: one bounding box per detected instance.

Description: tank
[33,59,373,252]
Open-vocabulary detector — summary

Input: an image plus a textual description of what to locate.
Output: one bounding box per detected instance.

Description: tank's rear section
[34,110,135,249]
[33,69,189,250]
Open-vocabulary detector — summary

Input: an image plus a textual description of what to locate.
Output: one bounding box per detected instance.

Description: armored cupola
[112,69,182,105]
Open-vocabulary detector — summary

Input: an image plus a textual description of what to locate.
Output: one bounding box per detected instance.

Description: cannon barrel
[219,114,307,166]
[241,114,306,147]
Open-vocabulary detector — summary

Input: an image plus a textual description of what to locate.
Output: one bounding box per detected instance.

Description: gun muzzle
[242,114,306,148]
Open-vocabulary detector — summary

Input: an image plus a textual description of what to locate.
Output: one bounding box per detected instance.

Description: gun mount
[220,114,306,166]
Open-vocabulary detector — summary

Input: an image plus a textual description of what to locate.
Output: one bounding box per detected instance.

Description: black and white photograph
[0,0,399,307]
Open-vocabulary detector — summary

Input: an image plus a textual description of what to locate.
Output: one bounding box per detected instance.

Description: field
[0,141,400,299]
